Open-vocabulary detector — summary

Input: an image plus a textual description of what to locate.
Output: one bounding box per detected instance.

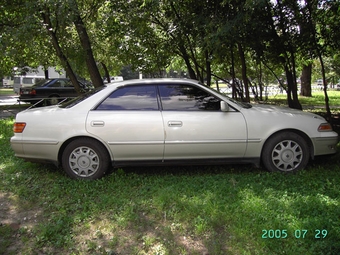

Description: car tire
[262,132,310,173]
[48,96,60,105]
[62,138,110,180]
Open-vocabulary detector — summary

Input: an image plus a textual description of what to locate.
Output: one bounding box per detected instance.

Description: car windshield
[59,86,105,108]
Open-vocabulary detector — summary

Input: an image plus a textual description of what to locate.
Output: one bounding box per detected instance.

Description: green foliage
[1,0,339,88]
[0,224,15,254]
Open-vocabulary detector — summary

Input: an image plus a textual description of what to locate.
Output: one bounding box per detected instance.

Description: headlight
[318,123,333,132]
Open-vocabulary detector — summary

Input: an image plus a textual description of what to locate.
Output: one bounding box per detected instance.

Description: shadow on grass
[117,163,260,176]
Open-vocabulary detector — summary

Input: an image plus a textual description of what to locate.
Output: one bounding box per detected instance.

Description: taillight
[13,122,26,133]
[30,89,36,95]
[318,123,333,132]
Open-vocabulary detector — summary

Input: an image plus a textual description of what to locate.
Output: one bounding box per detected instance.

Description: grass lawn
[267,90,340,107]
[0,88,15,96]
[1,96,340,254]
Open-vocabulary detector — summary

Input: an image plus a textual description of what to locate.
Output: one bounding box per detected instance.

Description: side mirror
[220,101,229,112]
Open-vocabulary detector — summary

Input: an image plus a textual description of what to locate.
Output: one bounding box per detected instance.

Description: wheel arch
[58,135,113,166]
[261,129,315,162]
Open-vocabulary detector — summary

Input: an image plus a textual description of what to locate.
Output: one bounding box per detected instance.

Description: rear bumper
[10,137,60,166]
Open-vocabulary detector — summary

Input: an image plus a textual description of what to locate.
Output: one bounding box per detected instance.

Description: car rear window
[60,86,105,108]
[32,79,50,87]
[96,85,159,111]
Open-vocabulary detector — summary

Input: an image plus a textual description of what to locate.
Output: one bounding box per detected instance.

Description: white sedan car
[11,79,338,180]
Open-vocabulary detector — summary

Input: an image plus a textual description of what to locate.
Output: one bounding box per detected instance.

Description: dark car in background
[19,78,92,105]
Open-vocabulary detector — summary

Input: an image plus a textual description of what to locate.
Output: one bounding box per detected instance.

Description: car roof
[33,78,66,87]
[105,78,200,88]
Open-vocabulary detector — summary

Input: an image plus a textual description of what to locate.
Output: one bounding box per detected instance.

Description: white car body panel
[86,110,165,161]
[11,106,92,162]
[162,111,247,159]
[239,104,333,157]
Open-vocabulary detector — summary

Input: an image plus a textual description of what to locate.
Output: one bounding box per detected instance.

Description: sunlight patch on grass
[268,90,340,106]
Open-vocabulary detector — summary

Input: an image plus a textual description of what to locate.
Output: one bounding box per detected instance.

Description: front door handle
[168,121,183,127]
[91,121,105,127]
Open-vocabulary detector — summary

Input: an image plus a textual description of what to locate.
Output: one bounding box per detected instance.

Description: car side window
[64,80,74,87]
[96,85,159,110]
[159,84,221,111]
[51,81,62,87]
[59,80,67,87]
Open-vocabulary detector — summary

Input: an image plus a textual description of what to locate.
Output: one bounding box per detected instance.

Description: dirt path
[0,192,42,254]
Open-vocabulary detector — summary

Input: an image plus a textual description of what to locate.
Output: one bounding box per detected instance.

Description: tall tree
[40,4,81,93]
[313,0,340,121]
[263,0,302,109]
[0,1,60,76]
[71,0,103,87]
[300,63,312,96]
[1,0,104,90]
[1,0,339,111]
[296,1,315,97]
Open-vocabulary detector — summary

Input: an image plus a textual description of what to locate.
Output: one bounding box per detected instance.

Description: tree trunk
[73,4,103,88]
[258,62,263,101]
[215,80,220,92]
[319,54,332,123]
[285,65,302,110]
[41,10,82,94]
[300,64,312,97]
[237,43,250,102]
[101,62,110,83]
[230,47,237,99]
[205,50,211,87]
[289,51,301,109]
[178,45,197,80]
[44,68,49,79]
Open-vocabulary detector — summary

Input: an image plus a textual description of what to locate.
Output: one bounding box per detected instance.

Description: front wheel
[62,138,110,180]
[262,132,310,173]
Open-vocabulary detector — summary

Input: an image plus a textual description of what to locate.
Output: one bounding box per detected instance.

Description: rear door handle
[168,121,183,127]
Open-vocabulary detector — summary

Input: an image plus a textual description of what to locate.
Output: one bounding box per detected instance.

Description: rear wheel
[262,132,309,173]
[62,138,110,180]
[48,95,60,105]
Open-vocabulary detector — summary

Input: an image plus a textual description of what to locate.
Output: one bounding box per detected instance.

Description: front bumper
[312,133,339,156]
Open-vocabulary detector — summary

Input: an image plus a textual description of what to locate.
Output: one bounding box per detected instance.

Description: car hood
[246,103,325,120]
